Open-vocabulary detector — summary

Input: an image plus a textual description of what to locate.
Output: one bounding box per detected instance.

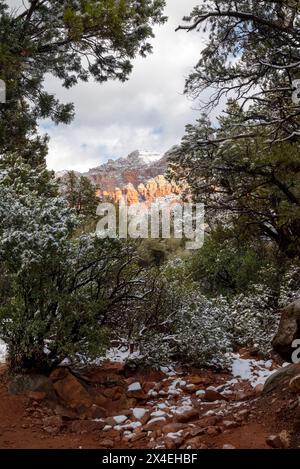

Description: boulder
[272,299,300,360]
[263,363,300,393]
[50,368,93,411]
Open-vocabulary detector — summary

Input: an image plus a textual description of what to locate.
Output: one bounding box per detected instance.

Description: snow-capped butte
[135,150,163,165]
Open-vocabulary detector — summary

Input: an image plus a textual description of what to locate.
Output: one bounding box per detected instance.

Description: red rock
[235,389,254,401]
[222,420,239,429]
[99,438,114,449]
[289,375,300,393]
[28,391,47,402]
[184,436,205,449]
[254,384,264,395]
[51,369,92,410]
[144,417,167,431]
[82,404,107,419]
[204,389,227,402]
[162,423,186,434]
[70,419,105,434]
[131,432,147,442]
[165,437,183,449]
[197,415,219,428]
[266,431,290,449]
[188,376,211,385]
[42,415,63,434]
[206,426,221,436]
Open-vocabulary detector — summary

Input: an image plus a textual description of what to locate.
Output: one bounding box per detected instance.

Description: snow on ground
[0,340,7,363]
[105,346,141,363]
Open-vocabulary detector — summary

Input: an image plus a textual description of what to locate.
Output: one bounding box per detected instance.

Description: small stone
[254,384,264,395]
[70,419,105,434]
[175,410,199,423]
[206,426,221,436]
[162,423,186,434]
[42,415,63,433]
[28,391,47,402]
[99,438,114,449]
[266,431,290,449]
[223,444,236,449]
[165,437,183,449]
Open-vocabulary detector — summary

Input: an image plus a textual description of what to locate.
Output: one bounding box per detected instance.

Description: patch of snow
[105,346,141,363]
[113,415,128,425]
[0,340,7,363]
[128,382,142,392]
[230,354,277,387]
[148,389,158,397]
[132,408,147,420]
[195,390,205,397]
[117,421,142,431]
[167,378,185,396]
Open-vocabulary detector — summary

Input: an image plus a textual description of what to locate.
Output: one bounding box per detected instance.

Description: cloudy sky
[9,1,212,172]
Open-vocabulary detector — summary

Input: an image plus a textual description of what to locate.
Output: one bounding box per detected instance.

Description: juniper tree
[178,0,300,143]
[0,0,166,156]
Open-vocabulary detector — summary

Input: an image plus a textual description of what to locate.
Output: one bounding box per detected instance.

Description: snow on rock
[113,415,128,425]
[0,340,7,363]
[166,431,183,439]
[132,408,147,420]
[147,417,166,425]
[128,382,142,392]
[167,378,186,396]
[231,354,276,387]
[151,410,168,418]
[160,366,176,377]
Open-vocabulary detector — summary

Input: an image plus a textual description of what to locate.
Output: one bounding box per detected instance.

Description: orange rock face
[98,175,182,205]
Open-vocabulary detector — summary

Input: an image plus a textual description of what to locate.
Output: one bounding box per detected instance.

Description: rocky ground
[0,351,300,450]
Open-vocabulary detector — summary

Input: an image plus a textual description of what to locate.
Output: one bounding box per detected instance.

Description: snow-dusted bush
[279,261,300,307]
[228,284,279,354]
[126,278,278,369]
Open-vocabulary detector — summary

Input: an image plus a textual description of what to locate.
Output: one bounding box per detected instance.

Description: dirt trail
[1,357,293,450]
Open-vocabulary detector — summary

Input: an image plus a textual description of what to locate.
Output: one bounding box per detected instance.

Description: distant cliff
[57,149,182,205]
